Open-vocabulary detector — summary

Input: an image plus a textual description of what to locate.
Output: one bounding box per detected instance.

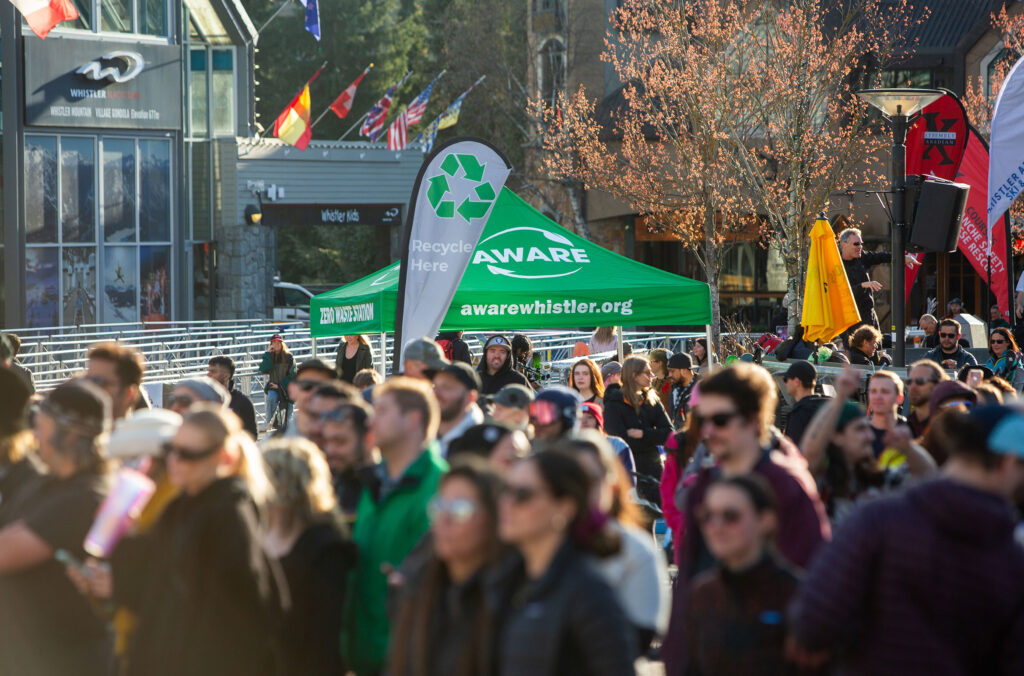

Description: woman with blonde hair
[70,405,286,676]
[602,355,673,508]
[570,357,605,406]
[262,437,355,676]
[589,326,618,354]
[336,335,374,384]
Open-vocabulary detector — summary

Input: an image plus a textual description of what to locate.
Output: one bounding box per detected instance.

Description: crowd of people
[1,324,1023,676]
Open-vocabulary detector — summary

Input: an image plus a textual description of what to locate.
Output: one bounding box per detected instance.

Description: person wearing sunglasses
[529,386,582,442]
[985,327,1024,390]
[297,382,360,451]
[279,359,339,439]
[0,379,114,676]
[905,359,949,438]
[687,475,801,676]
[836,226,919,344]
[492,451,636,675]
[70,405,283,676]
[166,376,230,416]
[84,341,145,422]
[390,458,504,676]
[924,318,978,372]
[261,437,356,676]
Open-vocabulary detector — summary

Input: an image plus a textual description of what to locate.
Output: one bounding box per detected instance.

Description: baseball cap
[948,297,963,305]
[667,353,692,370]
[492,383,535,409]
[530,386,581,429]
[433,362,482,392]
[483,334,512,353]
[836,400,866,430]
[404,337,450,371]
[600,361,622,382]
[580,401,604,430]
[270,333,284,342]
[40,378,112,437]
[297,358,337,378]
[930,380,977,411]
[782,360,817,387]
[108,409,183,459]
[985,410,1024,459]
[175,377,230,406]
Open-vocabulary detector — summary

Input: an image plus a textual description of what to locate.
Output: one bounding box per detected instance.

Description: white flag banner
[393,138,511,364]
[987,53,1024,254]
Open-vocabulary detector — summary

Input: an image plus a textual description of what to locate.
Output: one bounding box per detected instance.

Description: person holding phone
[985,327,1024,391]
[258,334,297,433]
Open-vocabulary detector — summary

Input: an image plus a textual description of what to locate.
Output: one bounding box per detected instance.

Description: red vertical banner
[904,92,970,300]
[955,129,1011,318]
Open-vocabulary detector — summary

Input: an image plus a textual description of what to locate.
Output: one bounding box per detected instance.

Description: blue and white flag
[304,0,320,41]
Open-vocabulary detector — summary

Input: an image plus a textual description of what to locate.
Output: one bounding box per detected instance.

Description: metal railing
[8,323,709,423]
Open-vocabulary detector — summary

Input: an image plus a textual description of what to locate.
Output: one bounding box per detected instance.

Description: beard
[441,397,468,422]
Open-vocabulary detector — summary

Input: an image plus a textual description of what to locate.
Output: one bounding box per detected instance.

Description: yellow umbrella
[801,218,860,342]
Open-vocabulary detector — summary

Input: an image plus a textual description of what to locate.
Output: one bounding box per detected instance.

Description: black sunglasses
[296,379,323,392]
[502,483,540,504]
[699,411,742,428]
[909,377,938,386]
[939,333,958,339]
[991,338,1007,345]
[167,395,195,409]
[162,442,220,462]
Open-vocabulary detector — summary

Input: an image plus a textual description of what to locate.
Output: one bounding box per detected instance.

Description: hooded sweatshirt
[477,335,529,396]
[789,478,1024,675]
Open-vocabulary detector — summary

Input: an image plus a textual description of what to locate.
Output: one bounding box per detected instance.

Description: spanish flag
[801,217,860,343]
[273,64,326,151]
[273,84,313,150]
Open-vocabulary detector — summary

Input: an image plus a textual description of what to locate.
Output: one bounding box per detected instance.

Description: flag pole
[257,0,301,35]
[338,112,369,141]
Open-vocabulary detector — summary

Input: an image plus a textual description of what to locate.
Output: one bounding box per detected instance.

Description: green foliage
[276,224,381,284]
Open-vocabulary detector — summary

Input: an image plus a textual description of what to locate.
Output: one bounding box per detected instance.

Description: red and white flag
[329,64,372,119]
[13,0,79,39]
[387,111,409,150]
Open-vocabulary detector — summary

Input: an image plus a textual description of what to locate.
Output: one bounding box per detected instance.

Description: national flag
[360,72,412,142]
[801,217,860,342]
[386,74,444,150]
[415,76,486,152]
[304,0,320,41]
[329,64,372,119]
[273,65,326,151]
[13,0,79,39]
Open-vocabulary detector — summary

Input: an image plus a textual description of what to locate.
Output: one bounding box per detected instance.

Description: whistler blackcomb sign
[23,36,181,130]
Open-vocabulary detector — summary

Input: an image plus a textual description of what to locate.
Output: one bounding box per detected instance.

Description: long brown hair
[389,459,503,676]
[621,356,658,410]
[593,326,615,343]
[989,326,1019,357]
[570,358,605,398]
[548,432,641,528]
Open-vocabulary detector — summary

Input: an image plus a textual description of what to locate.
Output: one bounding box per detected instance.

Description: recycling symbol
[426,153,497,222]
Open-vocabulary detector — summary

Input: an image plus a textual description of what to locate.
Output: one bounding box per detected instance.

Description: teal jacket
[341,443,448,675]
[258,351,296,396]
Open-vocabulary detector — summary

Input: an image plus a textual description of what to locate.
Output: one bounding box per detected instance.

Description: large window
[24,134,173,328]
[188,46,236,138]
[64,0,167,35]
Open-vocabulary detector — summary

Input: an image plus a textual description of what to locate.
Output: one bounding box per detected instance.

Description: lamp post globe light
[855,88,944,367]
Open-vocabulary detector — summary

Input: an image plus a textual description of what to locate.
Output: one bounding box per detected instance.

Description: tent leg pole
[312,337,318,360]
[378,332,387,376]
[705,324,714,373]
[616,326,624,362]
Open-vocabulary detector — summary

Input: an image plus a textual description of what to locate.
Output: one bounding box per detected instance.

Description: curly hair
[261,437,339,532]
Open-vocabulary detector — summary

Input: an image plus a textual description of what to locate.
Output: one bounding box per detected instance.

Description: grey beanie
[176,376,230,406]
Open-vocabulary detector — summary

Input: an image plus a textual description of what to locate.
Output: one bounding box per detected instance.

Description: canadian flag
[329,65,372,119]
[13,0,79,39]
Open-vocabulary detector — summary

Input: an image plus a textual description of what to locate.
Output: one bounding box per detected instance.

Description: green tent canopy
[310,188,712,337]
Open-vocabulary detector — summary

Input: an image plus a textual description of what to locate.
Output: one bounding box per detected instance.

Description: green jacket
[341,443,448,675]
[258,351,296,395]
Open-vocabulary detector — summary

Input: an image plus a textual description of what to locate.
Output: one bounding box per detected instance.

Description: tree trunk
[704,211,722,357]
[566,183,591,241]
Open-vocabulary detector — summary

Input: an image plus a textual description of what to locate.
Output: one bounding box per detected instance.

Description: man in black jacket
[207,356,258,439]
[782,360,827,446]
[924,319,978,371]
[837,227,919,343]
[477,334,529,396]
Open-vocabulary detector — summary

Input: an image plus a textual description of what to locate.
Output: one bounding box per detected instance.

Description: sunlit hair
[837,227,861,245]
[261,437,339,532]
[87,341,145,388]
[570,358,605,399]
[593,326,615,343]
[868,370,903,398]
[183,405,274,506]
[850,324,882,352]
[375,377,440,440]
[0,430,34,466]
[621,356,658,410]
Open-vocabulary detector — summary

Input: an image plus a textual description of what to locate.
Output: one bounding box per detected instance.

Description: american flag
[360,72,411,142]
[385,74,444,150]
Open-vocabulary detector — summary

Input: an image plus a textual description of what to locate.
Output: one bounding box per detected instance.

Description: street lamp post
[856,88,943,367]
